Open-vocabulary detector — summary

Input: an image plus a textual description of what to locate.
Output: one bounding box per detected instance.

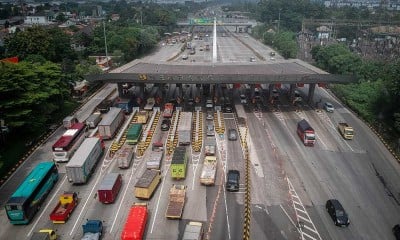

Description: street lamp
[278,9,281,33]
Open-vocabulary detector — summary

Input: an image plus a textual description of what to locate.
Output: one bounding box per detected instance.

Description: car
[161,119,171,131]
[250,57,256,62]
[240,94,247,104]
[226,170,240,192]
[224,104,233,113]
[228,128,238,141]
[182,54,188,60]
[206,99,213,108]
[206,111,213,120]
[393,224,400,240]
[325,199,350,227]
[324,102,334,112]
[206,124,214,136]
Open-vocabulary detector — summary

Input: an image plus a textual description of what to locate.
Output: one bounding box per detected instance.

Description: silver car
[228,128,238,141]
[324,102,334,112]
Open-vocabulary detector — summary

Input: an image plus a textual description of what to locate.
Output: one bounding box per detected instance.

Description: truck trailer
[204,137,216,156]
[49,192,78,223]
[181,221,204,240]
[66,137,103,184]
[178,112,192,145]
[98,173,122,204]
[86,113,101,129]
[136,111,149,124]
[134,169,161,199]
[171,147,188,179]
[126,123,143,145]
[163,103,174,118]
[121,203,148,240]
[297,119,316,146]
[116,145,134,169]
[98,107,124,140]
[165,185,187,219]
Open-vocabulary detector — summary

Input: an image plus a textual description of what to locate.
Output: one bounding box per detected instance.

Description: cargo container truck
[121,203,148,240]
[116,98,134,114]
[204,138,216,156]
[86,113,101,129]
[146,149,164,170]
[338,122,354,140]
[136,110,149,124]
[30,230,57,240]
[165,185,186,219]
[49,192,78,223]
[134,170,161,199]
[98,107,124,140]
[178,112,192,145]
[98,173,122,204]
[297,119,316,146]
[66,137,103,184]
[200,156,217,186]
[171,147,188,179]
[181,221,204,240]
[163,103,174,118]
[81,220,103,240]
[116,145,134,169]
[126,123,143,145]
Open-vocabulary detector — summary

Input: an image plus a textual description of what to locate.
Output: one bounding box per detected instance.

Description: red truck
[49,192,78,223]
[163,103,174,118]
[121,203,148,240]
[297,119,316,146]
[98,173,122,204]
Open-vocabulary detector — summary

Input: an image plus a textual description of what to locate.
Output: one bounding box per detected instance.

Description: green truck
[171,147,188,179]
[126,123,143,145]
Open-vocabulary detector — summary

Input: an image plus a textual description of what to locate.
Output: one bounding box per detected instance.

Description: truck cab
[31,229,57,240]
[81,220,103,240]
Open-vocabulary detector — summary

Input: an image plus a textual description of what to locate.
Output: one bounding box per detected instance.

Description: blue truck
[81,220,103,240]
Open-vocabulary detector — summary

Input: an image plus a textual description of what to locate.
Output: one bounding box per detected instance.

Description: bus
[52,122,87,162]
[5,161,59,225]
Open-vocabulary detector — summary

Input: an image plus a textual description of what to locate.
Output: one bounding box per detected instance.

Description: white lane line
[150,165,170,233]
[279,204,297,228]
[109,166,136,233]
[28,176,67,237]
[223,184,231,240]
[70,172,102,236]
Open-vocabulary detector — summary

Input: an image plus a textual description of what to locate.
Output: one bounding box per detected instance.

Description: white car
[324,102,335,112]
[182,55,188,60]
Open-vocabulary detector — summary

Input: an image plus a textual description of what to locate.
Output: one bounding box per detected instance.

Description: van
[226,170,240,192]
[228,128,237,141]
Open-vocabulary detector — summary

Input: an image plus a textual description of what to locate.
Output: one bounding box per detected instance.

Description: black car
[393,224,400,240]
[161,119,171,131]
[326,199,350,227]
[228,128,238,141]
[226,170,240,192]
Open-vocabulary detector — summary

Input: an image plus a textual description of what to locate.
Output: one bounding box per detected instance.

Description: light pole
[278,9,281,33]
[103,20,109,69]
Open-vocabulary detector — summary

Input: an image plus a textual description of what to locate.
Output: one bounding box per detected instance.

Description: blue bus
[5,161,58,224]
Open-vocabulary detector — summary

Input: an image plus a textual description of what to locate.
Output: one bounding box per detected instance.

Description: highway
[1,21,400,240]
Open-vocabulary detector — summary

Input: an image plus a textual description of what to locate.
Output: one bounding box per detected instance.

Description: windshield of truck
[345,129,354,135]
[305,134,315,140]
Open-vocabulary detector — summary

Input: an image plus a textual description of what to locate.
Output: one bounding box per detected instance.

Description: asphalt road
[1,23,400,240]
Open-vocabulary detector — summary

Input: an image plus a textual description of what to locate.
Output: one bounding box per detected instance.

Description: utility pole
[103,20,109,69]
[278,9,281,33]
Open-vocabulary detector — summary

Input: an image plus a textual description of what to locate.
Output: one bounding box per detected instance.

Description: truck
[163,103,174,118]
[98,173,122,204]
[121,203,148,240]
[116,145,134,169]
[116,98,134,114]
[144,97,155,111]
[66,137,104,184]
[178,112,192,146]
[63,115,78,129]
[204,138,216,156]
[338,122,354,140]
[98,107,124,140]
[297,119,316,146]
[181,221,204,240]
[146,148,164,170]
[30,230,57,240]
[200,156,217,186]
[49,192,78,223]
[171,146,188,179]
[126,123,143,145]
[81,220,103,240]
[97,99,113,114]
[134,169,161,199]
[165,184,187,219]
[136,110,149,124]
[86,113,101,129]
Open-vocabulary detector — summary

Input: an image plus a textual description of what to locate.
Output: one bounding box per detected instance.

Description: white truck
[200,156,217,185]
[204,137,216,156]
[144,97,155,110]
[178,112,192,146]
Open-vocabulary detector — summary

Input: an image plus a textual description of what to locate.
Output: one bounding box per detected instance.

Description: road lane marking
[28,175,67,237]
[150,165,170,233]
